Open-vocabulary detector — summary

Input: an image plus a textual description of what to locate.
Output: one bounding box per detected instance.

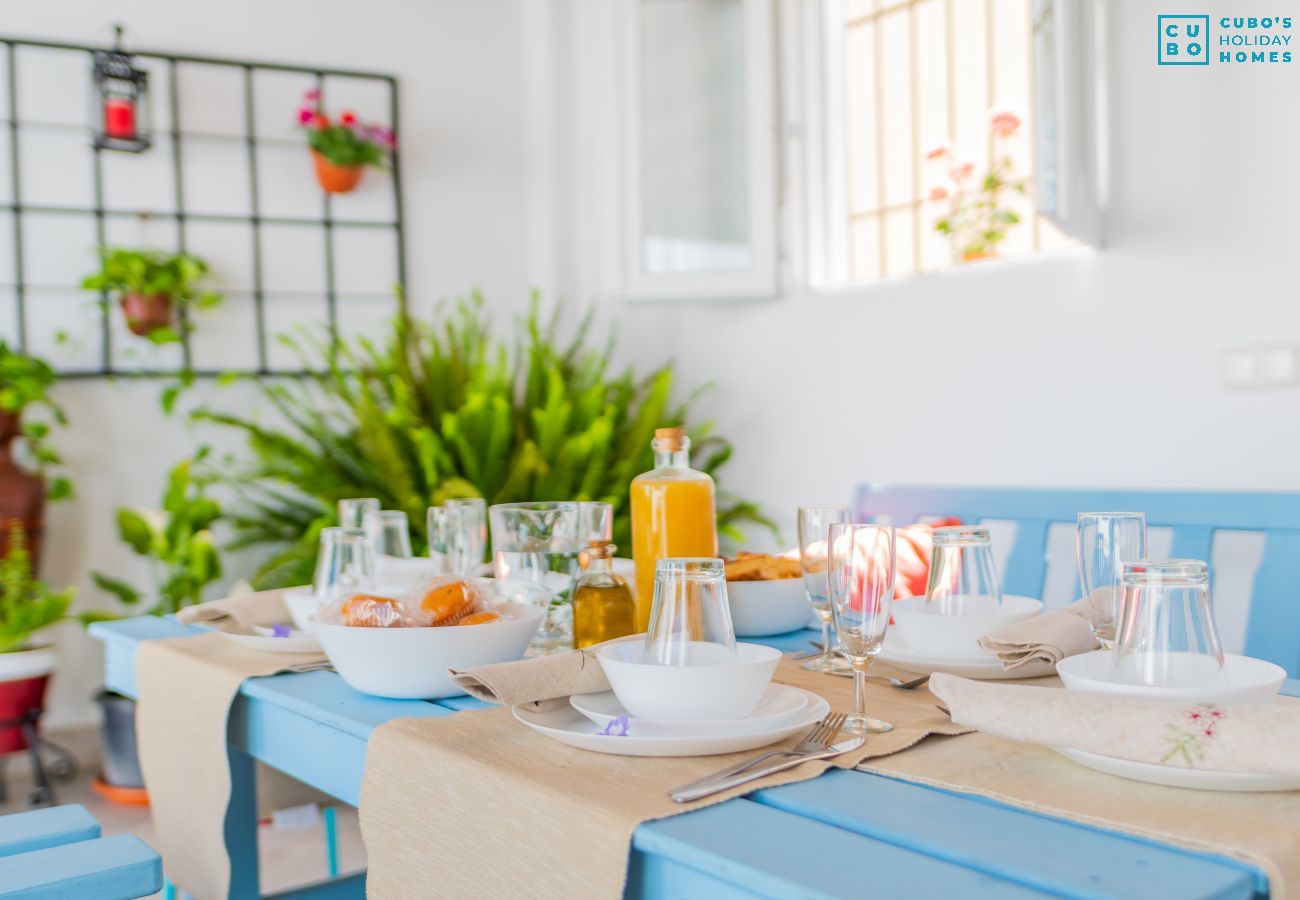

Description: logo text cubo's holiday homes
[1159,15,1293,66]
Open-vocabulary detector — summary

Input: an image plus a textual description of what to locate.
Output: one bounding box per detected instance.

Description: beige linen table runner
[360,657,969,899]
[136,589,327,900]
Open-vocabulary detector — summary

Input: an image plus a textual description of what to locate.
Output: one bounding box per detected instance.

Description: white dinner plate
[219,626,322,654]
[1057,650,1286,705]
[877,633,1056,680]
[1054,747,1300,792]
[515,688,830,757]
[569,683,807,737]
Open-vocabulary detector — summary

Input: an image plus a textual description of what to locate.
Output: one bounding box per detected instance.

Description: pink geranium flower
[304,88,320,102]
[990,109,1021,137]
[297,106,314,125]
[949,160,975,183]
[925,142,953,162]
[928,185,951,202]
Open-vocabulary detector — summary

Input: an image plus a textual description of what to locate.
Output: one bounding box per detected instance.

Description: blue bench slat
[753,770,1255,900]
[90,617,203,698]
[265,871,367,899]
[632,798,1046,899]
[0,805,100,859]
[0,834,161,900]
[855,486,1300,531]
[1245,530,1300,673]
[1002,518,1051,599]
[1169,525,1215,567]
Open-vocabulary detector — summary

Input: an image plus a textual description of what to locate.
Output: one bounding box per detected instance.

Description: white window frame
[616,0,780,302]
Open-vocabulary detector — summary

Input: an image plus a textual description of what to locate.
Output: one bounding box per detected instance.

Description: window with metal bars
[810,0,1083,287]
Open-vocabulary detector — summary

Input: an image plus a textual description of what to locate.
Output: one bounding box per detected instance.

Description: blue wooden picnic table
[91,614,1289,900]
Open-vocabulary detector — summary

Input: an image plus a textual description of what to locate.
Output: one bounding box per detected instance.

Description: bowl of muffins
[310,576,543,699]
[724,552,812,637]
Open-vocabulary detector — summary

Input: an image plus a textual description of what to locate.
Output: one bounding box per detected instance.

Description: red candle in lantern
[104,98,136,139]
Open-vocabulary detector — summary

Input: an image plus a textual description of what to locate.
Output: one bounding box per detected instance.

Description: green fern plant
[0,525,73,654]
[196,293,773,588]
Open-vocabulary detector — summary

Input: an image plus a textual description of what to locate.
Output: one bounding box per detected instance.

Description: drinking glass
[428,498,488,574]
[925,526,1001,615]
[364,509,414,559]
[338,497,380,530]
[1077,512,1147,648]
[827,523,896,734]
[1115,559,1224,687]
[797,505,851,673]
[644,558,737,666]
[490,501,609,654]
[312,527,376,602]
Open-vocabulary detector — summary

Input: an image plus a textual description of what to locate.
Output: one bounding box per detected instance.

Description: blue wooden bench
[855,484,1300,676]
[0,804,162,899]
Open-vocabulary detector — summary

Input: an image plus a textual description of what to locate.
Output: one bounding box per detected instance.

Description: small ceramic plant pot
[120,293,173,336]
[312,150,364,194]
[0,644,55,754]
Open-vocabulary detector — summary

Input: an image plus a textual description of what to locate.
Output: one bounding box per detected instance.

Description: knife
[668,736,866,803]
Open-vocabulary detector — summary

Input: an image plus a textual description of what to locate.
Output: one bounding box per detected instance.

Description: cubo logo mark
[1159,15,1211,64]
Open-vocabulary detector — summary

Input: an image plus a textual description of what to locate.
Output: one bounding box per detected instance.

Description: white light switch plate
[1219,345,1300,388]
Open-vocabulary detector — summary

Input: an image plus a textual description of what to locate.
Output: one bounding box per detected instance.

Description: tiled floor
[1,725,367,896]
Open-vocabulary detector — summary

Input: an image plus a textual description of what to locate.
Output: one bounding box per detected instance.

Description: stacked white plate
[880,595,1054,680]
[513,683,830,757]
[1052,649,1296,791]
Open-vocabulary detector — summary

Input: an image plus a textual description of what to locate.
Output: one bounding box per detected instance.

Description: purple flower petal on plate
[271,624,292,638]
[600,716,630,737]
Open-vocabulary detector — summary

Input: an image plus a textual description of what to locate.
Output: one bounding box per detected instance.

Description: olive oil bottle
[572,540,636,648]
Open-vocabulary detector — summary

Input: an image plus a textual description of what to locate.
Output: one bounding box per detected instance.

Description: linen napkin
[449,634,640,711]
[976,589,1109,669]
[177,584,307,632]
[929,672,1300,776]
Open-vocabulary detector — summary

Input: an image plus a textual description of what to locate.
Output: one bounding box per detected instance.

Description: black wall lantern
[92,25,151,153]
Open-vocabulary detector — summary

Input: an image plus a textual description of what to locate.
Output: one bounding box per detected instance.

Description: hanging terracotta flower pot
[120,293,173,337]
[961,249,997,263]
[312,150,364,194]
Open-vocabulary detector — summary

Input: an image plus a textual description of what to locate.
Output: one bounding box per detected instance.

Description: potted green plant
[927,108,1028,262]
[81,248,221,343]
[195,293,773,588]
[0,341,71,571]
[0,524,74,763]
[84,450,223,796]
[297,88,395,194]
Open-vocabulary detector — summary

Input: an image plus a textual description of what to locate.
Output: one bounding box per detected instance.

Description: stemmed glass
[338,497,380,530]
[797,505,851,673]
[1077,512,1147,647]
[364,509,414,558]
[312,527,376,602]
[1114,559,1224,687]
[827,523,896,735]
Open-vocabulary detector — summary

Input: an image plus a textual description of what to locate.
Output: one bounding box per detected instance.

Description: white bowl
[726,578,810,637]
[569,683,807,737]
[310,602,543,699]
[283,589,328,632]
[890,594,1043,658]
[597,641,781,721]
[1057,650,1285,705]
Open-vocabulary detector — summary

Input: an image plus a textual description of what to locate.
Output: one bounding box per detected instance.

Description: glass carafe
[572,540,636,648]
[630,428,718,632]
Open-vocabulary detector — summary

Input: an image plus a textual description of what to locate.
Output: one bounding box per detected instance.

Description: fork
[668,713,856,803]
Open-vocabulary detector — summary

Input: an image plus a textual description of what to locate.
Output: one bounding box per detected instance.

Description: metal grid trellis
[0,35,407,378]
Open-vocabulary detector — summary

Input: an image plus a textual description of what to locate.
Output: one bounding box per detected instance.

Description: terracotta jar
[0,412,44,571]
[120,293,173,337]
[312,150,364,194]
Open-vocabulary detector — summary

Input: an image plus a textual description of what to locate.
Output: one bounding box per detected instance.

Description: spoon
[826,670,930,689]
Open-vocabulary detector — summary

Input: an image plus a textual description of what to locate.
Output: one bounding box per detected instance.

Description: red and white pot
[0,645,55,754]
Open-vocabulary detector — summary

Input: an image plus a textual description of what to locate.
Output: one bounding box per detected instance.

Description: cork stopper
[586,539,616,559]
[654,427,685,451]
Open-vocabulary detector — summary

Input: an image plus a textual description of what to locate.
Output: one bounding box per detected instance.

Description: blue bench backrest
[854,484,1300,676]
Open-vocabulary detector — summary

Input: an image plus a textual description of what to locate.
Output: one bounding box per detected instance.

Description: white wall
[8,0,538,727]
[551,0,1300,545]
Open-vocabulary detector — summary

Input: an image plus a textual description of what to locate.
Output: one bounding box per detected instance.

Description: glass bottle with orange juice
[629,428,718,630]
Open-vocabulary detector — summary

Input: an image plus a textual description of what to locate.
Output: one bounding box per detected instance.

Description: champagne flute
[797,505,851,673]
[1077,512,1147,647]
[827,522,895,734]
